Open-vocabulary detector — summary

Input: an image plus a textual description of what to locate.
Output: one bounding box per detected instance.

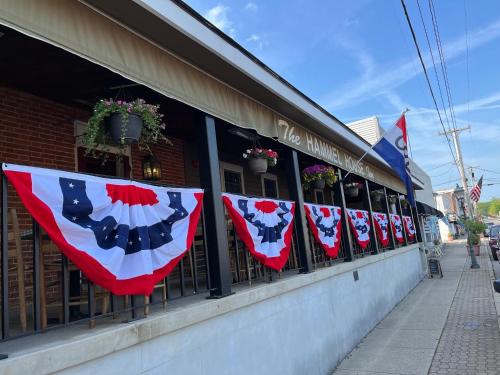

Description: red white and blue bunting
[403,215,416,240]
[372,212,390,247]
[222,193,295,271]
[346,209,371,249]
[304,203,342,258]
[390,214,404,244]
[2,163,204,296]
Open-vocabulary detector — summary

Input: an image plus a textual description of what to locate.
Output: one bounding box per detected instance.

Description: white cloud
[246,34,260,42]
[204,4,236,37]
[244,2,258,12]
[321,18,500,111]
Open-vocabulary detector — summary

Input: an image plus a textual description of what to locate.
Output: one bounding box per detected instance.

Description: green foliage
[465,219,487,234]
[477,198,500,217]
[302,165,337,190]
[468,232,480,245]
[84,98,171,156]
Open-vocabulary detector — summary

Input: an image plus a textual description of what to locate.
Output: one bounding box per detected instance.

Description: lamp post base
[468,246,480,269]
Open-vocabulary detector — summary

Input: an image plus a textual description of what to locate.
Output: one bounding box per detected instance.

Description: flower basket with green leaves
[344,182,363,197]
[465,219,486,246]
[243,147,278,174]
[302,165,337,190]
[84,98,171,156]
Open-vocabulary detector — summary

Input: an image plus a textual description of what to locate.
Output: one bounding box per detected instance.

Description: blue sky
[184,0,500,201]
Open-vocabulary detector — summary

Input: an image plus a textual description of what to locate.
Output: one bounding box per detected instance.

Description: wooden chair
[6,209,28,332]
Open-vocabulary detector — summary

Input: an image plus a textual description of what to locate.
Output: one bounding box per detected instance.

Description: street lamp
[454,184,480,269]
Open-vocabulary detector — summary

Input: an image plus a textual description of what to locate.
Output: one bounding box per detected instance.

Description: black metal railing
[0,171,210,342]
[307,225,349,269]
[352,238,375,259]
[227,219,301,285]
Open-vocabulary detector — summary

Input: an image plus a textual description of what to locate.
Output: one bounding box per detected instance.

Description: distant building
[434,188,466,240]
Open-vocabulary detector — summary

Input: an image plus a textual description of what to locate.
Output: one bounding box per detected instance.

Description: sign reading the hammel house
[276,119,404,192]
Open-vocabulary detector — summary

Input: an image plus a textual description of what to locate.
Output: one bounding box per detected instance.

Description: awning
[0,0,405,192]
[416,201,444,217]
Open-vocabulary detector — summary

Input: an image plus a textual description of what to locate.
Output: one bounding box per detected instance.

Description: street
[333,240,500,375]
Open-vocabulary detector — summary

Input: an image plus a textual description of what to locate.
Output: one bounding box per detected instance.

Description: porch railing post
[383,188,396,250]
[396,195,409,246]
[410,205,423,243]
[1,170,9,339]
[363,180,379,254]
[284,149,313,273]
[334,170,354,261]
[198,114,232,298]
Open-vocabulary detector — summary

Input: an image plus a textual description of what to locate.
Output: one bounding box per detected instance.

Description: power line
[400,0,459,171]
[463,0,471,125]
[428,0,458,131]
[415,0,452,132]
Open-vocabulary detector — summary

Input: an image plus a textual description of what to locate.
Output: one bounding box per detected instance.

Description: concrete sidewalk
[332,240,500,375]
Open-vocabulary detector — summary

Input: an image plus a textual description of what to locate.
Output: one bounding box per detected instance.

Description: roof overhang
[81,0,402,180]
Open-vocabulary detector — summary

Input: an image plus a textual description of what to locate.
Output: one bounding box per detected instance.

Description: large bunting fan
[222,193,295,271]
[304,203,342,258]
[390,214,405,244]
[2,163,203,295]
[372,212,390,247]
[346,209,371,249]
[403,215,416,240]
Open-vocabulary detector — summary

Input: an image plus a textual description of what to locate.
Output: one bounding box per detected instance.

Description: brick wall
[0,87,187,326]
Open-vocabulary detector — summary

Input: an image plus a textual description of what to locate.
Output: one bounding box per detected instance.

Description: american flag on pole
[470,175,483,202]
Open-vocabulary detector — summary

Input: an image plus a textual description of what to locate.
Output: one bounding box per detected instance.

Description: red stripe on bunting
[372,213,390,247]
[222,195,295,271]
[304,204,342,258]
[4,170,203,296]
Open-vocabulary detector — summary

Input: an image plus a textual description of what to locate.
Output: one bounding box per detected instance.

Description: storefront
[0,1,424,372]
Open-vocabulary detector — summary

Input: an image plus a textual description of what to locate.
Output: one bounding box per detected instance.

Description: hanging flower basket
[370,190,384,202]
[314,179,326,189]
[243,147,278,174]
[344,182,363,197]
[84,98,171,156]
[248,158,268,174]
[302,165,337,190]
[106,112,143,143]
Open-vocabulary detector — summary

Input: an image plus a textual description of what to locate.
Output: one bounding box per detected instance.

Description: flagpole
[341,108,410,182]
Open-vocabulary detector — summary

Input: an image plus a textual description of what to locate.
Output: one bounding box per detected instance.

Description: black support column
[396,195,409,246]
[383,187,396,250]
[334,170,354,261]
[284,149,313,273]
[363,180,379,254]
[198,114,232,298]
[410,205,423,243]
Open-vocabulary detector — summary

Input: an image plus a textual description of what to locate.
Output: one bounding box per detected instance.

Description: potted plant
[400,197,409,209]
[243,147,278,174]
[370,189,384,203]
[344,182,363,197]
[465,219,487,256]
[84,98,170,155]
[302,165,337,190]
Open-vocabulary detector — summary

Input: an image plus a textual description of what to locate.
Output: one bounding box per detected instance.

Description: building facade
[0,1,427,374]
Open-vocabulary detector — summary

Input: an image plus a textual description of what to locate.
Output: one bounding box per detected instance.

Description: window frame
[220,161,245,194]
[260,173,279,199]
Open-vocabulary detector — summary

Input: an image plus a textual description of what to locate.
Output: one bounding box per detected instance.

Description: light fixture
[228,127,261,141]
[143,155,162,181]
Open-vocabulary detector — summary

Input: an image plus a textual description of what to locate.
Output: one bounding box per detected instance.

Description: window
[314,190,324,204]
[261,173,278,198]
[220,162,245,194]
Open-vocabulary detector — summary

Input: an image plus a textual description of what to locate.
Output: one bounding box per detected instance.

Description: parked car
[488,225,500,260]
[484,222,495,236]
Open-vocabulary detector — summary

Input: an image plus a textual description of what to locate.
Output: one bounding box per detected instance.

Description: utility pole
[439,126,472,217]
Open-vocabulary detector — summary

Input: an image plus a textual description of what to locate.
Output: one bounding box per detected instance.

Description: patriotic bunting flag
[2,163,203,295]
[390,214,404,244]
[402,215,416,240]
[346,209,371,249]
[372,212,390,247]
[304,203,342,258]
[222,193,295,271]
